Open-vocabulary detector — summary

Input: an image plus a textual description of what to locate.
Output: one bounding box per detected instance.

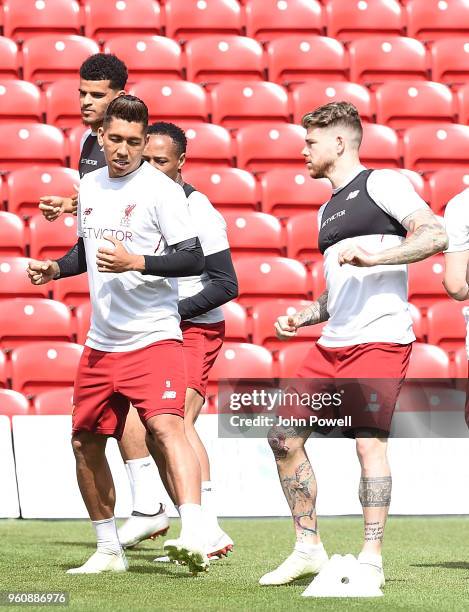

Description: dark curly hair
[147,122,187,157]
[80,53,128,90]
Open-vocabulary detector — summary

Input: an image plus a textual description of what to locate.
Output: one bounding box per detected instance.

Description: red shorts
[280,341,412,437]
[181,320,225,398]
[72,340,186,440]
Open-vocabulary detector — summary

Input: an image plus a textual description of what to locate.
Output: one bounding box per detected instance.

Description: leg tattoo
[281,460,318,539]
[359,476,392,507]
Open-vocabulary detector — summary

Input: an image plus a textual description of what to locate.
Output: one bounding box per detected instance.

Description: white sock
[92,517,121,555]
[201,481,222,536]
[126,456,160,515]
[294,541,324,557]
[358,551,383,569]
[179,503,203,540]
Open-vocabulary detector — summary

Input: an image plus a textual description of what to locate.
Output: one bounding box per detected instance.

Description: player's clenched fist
[27,259,59,285]
[275,314,300,340]
[338,244,377,267]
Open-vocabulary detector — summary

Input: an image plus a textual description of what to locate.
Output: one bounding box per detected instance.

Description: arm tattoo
[359,476,392,507]
[295,291,329,328]
[281,460,318,538]
[373,209,448,265]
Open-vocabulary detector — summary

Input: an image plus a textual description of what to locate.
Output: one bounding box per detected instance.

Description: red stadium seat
[431,38,469,85]
[0,212,25,256]
[207,342,273,397]
[53,274,89,308]
[10,341,83,395]
[427,169,469,215]
[252,299,325,350]
[211,82,289,128]
[185,36,264,82]
[266,36,347,84]
[130,81,209,123]
[235,256,308,305]
[0,389,31,419]
[276,342,311,378]
[310,261,326,299]
[0,298,72,350]
[0,124,66,171]
[397,169,427,202]
[235,124,306,172]
[406,343,450,378]
[164,0,242,40]
[403,124,469,171]
[360,123,400,169]
[33,387,74,415]
[456,83,469,125]
[6,167,78,216]
[84,0,161,40]
[75,301,90,345]
[182,167,257,211]
[221,302,249,342]
[0,80,42,123]
[285,212,320,263]
[409,302,424,343]
[178,164,250,202]
[3,0,81,40]
[408,255,446,313]
[67,125,88,171]
[427,301,468,356]
[291,81,373,124]
[45,79,81,128]
[0,36,19,79]
[454,346,467,379]
[349,36,427,84]
[326,0,403,41]
[29,214,77,260]
[178,124,233,169]
[0,351,6,389]
[223,211,283,258]
[375,81,454,130]
[104,36,182,81]
[406,0,469,41]
[260,169,332,217]
[0,257,49,301]
[245,0,323,40]
[22,35,99,84]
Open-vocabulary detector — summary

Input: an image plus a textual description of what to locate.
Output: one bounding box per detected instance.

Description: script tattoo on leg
[364,521,384,543]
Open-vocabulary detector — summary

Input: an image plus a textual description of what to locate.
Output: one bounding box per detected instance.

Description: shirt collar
[332,164,367,195]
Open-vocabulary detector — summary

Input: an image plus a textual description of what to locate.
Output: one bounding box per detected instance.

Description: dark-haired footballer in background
[117,122,238,561]
[39,53,128,220]
[28,96,209,575]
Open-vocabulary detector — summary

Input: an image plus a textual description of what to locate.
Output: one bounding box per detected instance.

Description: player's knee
[147,416,183,447]
[356,437,386,465]
[267,426,303,461]
[71,432,104,461]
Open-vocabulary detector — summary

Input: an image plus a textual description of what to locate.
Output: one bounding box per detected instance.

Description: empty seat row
[2,166,468,220]
[4,78,469,130]
[2,33,469,86]
[0,339,465,405]
[2,0,468,42]
[1,121,468,173]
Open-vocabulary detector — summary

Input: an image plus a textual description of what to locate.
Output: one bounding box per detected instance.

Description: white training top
[179,189,230,324]
[77,162,196,352]
[443,188,469,358]
[318,165,429,347]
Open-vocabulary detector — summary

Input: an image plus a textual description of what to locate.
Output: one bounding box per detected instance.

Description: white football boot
[66,550,128,575]
[259,545,329,586]
[118,506,169,549]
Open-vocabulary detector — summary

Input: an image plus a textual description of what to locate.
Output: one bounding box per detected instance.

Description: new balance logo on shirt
[346,190,360,200]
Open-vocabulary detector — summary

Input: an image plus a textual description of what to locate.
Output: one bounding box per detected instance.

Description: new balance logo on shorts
[162,391,177,399]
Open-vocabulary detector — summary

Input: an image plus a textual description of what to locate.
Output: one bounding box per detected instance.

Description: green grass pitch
[0,517,468,611]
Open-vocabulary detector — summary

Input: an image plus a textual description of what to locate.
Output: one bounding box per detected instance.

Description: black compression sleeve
[56,238,87,278]
[142,237,204,277]
[178,248,238,320]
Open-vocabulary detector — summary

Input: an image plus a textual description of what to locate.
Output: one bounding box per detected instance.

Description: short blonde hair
[302,101,363,147]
